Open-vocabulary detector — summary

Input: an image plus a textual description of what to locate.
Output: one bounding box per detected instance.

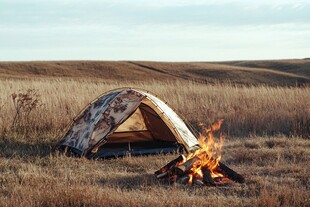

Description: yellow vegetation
[0,60,309,206]
[0,78,309,137]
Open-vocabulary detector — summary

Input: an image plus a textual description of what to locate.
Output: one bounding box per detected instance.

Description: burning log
[217,162,245,183]
[155,120,245,187]
[172,156,199,175]
[155,155,185,177]
[201,167,216,186]
[155,155,245,186]
[155,154,244,186]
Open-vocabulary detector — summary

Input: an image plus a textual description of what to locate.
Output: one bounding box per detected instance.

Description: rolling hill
[0,59,309,86]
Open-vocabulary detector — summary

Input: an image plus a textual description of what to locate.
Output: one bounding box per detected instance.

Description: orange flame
[180,119,225,183]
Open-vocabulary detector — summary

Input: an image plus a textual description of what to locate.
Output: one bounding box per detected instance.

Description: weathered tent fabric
[59,88,199,157]
[114,107,147,132]
[60,90,144,153]
[136,90,199,150]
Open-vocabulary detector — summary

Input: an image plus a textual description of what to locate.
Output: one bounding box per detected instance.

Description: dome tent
[58,88,200,158]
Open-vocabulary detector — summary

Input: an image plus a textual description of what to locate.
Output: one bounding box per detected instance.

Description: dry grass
[0,78,309,137]
[0,60,310,206]
[0,135,309,207]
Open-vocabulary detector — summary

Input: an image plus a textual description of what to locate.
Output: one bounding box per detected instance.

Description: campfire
[155,120,245,186]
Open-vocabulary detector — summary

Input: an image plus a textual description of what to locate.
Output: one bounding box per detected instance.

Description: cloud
[0,0,309,61]
[1,0,309,28]
[1,22,309,61]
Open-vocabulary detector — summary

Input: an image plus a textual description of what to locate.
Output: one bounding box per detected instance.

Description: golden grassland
[0,78,309,137]
[1,135,309,206]
[0,60,310,206]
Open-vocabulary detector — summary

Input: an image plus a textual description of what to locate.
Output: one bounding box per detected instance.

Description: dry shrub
[11,89,41,134]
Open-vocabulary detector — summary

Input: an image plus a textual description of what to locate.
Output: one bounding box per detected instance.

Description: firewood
[217,162,245,183]
[172,156,200,175]
[213,177,225,183]
[177,175,190,185]
[154,155,185,175]
[168,175,178,184]
[156,171,168,179]
[201,167,216,186]
[193,178,204,186]
[154,153,245,186]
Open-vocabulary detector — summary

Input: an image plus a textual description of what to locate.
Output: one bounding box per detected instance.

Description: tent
[58,88,200,158]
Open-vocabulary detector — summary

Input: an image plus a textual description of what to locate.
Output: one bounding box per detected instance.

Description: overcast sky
[0,0,309,61]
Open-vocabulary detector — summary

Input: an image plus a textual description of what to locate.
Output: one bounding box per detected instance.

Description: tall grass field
[0,61,309,206]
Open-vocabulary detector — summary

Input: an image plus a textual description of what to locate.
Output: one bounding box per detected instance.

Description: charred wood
[201,167,216,186]
[213,177,225,183]
[155,155,185,175]
[193,178,204,186]
[156,171,168,179]
[177,175,190,185]
[172,156,199,175]
[217,162,245,183]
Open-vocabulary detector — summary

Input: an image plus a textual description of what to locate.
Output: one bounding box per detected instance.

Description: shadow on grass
[0,136,55,158]
[99,172,248,197]
[100,173,159,189]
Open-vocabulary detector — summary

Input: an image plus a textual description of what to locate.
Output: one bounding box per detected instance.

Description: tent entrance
[93,141,181,158]
[94,103,182,158]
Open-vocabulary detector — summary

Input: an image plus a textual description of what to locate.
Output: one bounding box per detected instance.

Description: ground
[0,60,309,206]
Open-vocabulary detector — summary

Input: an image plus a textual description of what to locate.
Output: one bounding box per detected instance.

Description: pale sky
[0,0,310,61]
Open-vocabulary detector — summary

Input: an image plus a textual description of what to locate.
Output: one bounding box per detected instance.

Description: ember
[155,120,245,186]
